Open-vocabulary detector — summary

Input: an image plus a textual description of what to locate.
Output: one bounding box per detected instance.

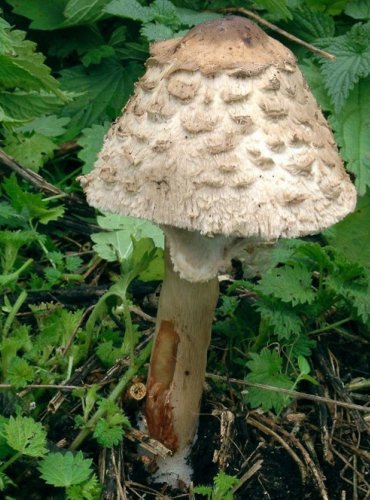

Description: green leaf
[0,24,65,99]
[305,0,347,15]
[77,122,110,174]
[256,0,292,20]
[0,417,13,461]
[345,0,370,20]
[330,77,370,195]
[326,262,370,323]
[151,0,180,25]
[91,213,164,263]
[82,45,115,66]
[63,0,110,26]
[256,264,315,306]
[3,174,65,224]
[299,59,333,112]
[39,451,93,487]
[297,355,310,375]
[66,474,101,500]
[3,132,58,172]
[60,59,142,135]
[193,484,212,497]
[323,191,370,267]
[93,419,124,447]
[17,115,70,137]
[291,6,335,41]
[140,22,174,41]
[5,416,47,457]
[214,471,240,498]
[104,0,152,22]
[6,0,68,30]
[0,91,64,121]
[96,340,123,366]
[0,202,23,228]
[245,349,293,413]
[289,334,316,359]
[7,357,35,388]
[320,22,370,112]
[175,8,220,27]
[0,230,37,272]
[257,301,303,340]
[65,255,83,272]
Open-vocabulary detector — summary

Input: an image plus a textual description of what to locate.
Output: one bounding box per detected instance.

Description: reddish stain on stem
[145,320,179,451]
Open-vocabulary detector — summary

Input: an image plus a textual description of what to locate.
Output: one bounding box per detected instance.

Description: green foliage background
[0,0,369,497]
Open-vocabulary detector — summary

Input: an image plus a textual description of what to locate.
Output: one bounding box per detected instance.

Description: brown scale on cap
[80,16,356,263]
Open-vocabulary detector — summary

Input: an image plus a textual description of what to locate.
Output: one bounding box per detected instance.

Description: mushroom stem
[145,245,219,452]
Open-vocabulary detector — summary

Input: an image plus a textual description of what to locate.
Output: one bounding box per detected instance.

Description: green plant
[194,470,240,500]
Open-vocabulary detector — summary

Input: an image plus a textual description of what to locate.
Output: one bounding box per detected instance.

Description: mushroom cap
[79,16,356,275]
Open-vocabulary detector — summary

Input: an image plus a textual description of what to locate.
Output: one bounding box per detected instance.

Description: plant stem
[69,341,152,450]
[0,451,22,473]
[250,317,269,353]
[3,290,28,338]
[308,317,352,335]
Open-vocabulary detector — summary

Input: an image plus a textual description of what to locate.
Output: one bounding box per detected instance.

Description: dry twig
[206,373,370,413]
[247,415,307,483]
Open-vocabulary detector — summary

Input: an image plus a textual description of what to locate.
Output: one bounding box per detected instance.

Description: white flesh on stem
[145,245,219,452]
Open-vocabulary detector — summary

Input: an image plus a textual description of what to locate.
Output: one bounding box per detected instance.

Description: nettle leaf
[320,22,370,113]
[104,0,152,22]
[305,0,347,15]
[140,22,175,41]
[256,264,315,306]
[175,8,220,27]
[299,59,333,112]
[17,115,70,137]
[245,349,293,413]
[324,191,370,267]
[0,91,64,121]
[39,451,93,487]
[330,77,370,195]
[257,301,303,340]
[214,472,240,498]
[93,419,124,447]
[5,416,47,457]
[82,45,115,66]
[3,174,65,224]
[151,0,180,25]
[6,0,68,30]
[3,132,58,172]
[0,202,23,228]
[345,0,370,20]
[77,122,110,174]
[63,0,110,26]
[291,6,335,41]
[326,262,370,323]
[288,334,316,359]
[66,474,101,500]
[0,21,65,99]
[255,0,292,20]
[60,59,142,135]
[7,357,35,388]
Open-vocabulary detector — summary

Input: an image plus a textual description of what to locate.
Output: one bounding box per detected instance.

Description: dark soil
[123,338,370,500]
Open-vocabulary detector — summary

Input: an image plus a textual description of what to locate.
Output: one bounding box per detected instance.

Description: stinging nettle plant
[80,15,357,475]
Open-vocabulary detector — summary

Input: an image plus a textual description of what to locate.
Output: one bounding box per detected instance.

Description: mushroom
[79,15,356,469]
